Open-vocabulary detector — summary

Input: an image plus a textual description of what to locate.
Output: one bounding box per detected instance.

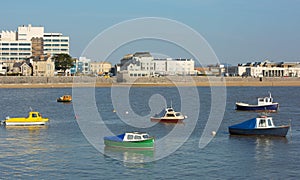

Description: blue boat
[229,115,290,137]
[235,92,279,112]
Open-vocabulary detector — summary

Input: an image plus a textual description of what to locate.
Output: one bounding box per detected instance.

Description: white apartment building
[154,58,195,75]
[0,29,32,61]
[238,61,300,77]
[43,33,69,55]
[119,52,196,77]
[0,24,69,61]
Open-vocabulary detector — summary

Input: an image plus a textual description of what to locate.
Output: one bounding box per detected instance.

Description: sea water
[0,86,299,179]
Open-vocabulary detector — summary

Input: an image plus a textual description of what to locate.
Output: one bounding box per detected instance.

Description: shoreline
[1,80,300,88]
[1,76,300,88]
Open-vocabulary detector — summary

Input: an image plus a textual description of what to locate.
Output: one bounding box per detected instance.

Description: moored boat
[1,111,49,126]
[150,107,186,123]
[228,115,290,137]
[235,92,279,112]
[57,95,72,102]
[104,132,154,149]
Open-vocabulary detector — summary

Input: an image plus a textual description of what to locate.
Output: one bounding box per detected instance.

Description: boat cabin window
[166,114,175,117]
[259,119,266,127]
[258,98,264,102]
[32,113,37,118]
[127,135,133,140]
[143,134,149,139]
[167,109,174,112]
[175,113,181,116]
[134,135,142,140]
[268,119,273,126]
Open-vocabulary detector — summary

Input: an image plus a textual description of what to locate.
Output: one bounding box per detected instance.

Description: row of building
[0,56,112,77]
[1,25,300,78]
[227,60,300,77]
[118,52,195,78]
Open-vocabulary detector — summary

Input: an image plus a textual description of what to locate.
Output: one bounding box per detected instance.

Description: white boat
[150,107,186,123]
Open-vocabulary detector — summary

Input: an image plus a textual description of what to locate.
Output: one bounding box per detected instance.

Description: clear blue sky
[1,0,300,65]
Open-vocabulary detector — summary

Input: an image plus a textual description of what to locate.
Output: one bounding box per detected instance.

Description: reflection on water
[254,136,288,161]
[104,146,154,167]
[229,135,289,162]
[0,125,49,159]
[4,125,48,131]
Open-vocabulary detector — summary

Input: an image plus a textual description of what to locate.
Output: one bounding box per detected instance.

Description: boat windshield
[134,135,142,140]
[155,109,166,117]
[127,135,133,140]
[143,134,149,139]
[268,119,272,126]
[258,119,266,127]
[166,113,175,117]
[176,112,182,116]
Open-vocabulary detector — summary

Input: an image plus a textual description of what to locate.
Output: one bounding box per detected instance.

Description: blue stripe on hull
[236,104,278,111]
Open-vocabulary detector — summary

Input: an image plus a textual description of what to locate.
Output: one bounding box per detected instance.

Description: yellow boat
[2,111,49,126]
[57,95,72,102]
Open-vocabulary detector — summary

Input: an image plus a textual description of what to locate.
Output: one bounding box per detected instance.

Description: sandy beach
[0,76,300,88]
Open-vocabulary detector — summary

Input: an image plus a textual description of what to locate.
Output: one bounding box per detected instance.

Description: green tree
[53,53,74,72]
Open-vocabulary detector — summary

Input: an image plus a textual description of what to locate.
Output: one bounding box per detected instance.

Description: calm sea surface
[0,86,299,179]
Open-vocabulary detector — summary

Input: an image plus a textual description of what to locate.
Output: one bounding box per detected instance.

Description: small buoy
[113,109,116,113]
[211,131,216,136]
[125,111,129,114]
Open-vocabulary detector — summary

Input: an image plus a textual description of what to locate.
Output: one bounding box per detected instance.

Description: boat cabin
[255,116,275,128]
[122,132,151,142]
[257,94,274,106]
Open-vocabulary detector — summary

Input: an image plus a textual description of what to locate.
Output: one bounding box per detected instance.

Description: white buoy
[211,131,216,136]
[125,111,129,114]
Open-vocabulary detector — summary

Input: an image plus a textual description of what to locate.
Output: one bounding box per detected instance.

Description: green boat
[104,132,154,149]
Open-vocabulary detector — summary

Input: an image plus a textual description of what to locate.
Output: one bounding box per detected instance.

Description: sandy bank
[0,76,300,88]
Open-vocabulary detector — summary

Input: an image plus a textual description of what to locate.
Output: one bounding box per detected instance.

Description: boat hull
[229,126,290,137]
[57,99,72,103]
[104,138,154,149]
[4,117,49,126]
[150,117,184,123]
[5,121,47,126]
[235,103,279,112]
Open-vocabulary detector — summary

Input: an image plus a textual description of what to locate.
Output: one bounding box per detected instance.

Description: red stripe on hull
[150,118,184,124]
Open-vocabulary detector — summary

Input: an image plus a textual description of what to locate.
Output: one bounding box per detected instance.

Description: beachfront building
[8,61,32,76]
[72,57,91,75]
[0,62,7,75]
[90,61,112,76]
[238,60,300,77]
[0,24,69,61]
[153,58,195,76]
[118,52,195,77]
[31,56,55,77]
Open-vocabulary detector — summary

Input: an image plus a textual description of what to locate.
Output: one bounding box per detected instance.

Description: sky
[1,0,300,65]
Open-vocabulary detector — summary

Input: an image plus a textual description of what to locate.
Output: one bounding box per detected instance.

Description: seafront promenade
[0,76,300,88]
